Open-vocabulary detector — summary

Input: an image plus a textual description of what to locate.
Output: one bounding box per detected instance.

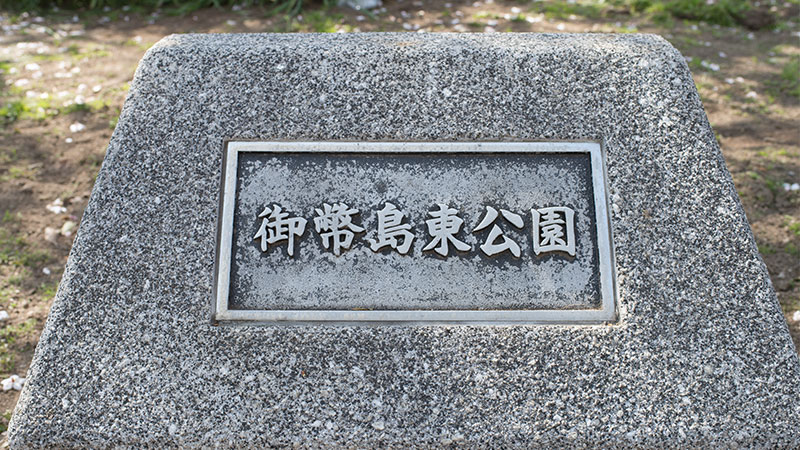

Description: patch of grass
[786,243,800,258]
[756,148,789,159]
[637,0,755,26]
[38,282,58,300]
[0,229,49,268]
[0,411,12,434]
[777,56,800,99]
[473,11,501,19]
[0,148,18,164]
[785,216,800,237]
[289,10,344,32]
[0,96,62,125]
[73,47,111,61]
[538,1,603,19]
[763,176,782,199]
[0,318,38,373]
[0,101,26,124]
[758,243,777,255]
[1,165,36,182]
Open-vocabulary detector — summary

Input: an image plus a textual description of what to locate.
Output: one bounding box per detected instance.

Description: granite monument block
[9,33,800,447]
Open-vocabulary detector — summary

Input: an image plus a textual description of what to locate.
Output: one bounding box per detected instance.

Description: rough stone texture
[9,33,800,447]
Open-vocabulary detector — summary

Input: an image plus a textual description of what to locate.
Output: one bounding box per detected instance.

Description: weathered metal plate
[214,141,616,324]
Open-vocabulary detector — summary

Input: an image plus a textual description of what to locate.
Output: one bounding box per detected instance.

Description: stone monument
[9,33,800,446]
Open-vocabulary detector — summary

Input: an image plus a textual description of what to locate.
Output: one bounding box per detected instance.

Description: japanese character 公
[472,206,524,257]
[253,204,307,257]
[422,204,471,257]
[368,202,415,255]
[313,202,365,256]
[531,206,576,256]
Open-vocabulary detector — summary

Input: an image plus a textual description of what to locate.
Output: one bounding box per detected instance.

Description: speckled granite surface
[9,33,800,447]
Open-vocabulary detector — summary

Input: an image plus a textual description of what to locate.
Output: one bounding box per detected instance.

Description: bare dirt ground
[0,0,798,436]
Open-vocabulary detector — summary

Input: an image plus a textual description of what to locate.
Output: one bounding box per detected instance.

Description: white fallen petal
[42,267,51,275]
[793,311,800,321]
[44,227,59,243]
[69,122,86,133]
[24,62,40,71]
[0,311,8,321]
[46,203,67,214]
[60,220,77,236]
[1,375,24,391]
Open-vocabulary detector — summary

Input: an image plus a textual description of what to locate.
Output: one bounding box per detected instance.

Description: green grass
[0,411,12,434]
[540,1,603,19]
[39,281,58,300]
[289,9,342,32]
[0,228,49,268]
[785,216,800,237]
[0,318,38,373]
[758,243,777,255]
[779,56,800,98]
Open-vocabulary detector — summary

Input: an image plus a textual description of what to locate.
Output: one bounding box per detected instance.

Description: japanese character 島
[368,202,415,255]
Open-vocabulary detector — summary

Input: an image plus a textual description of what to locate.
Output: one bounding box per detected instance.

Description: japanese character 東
[422,203,470,257]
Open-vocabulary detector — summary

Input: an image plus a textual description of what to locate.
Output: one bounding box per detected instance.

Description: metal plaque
[213,141,616,324]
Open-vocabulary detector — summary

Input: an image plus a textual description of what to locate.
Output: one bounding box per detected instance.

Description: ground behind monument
[0,0,797,437]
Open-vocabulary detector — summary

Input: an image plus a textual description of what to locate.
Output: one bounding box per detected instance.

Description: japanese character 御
[253,204,307,257]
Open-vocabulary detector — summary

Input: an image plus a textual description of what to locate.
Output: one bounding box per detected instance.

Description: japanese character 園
[422,203,471,257]
[368,202,415,255]
[531,206,576,256]
[253,204,307,257]
[472,206,524,257]
[313,202,365,256]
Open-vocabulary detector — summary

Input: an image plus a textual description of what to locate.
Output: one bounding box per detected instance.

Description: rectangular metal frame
[213,141,617,325]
